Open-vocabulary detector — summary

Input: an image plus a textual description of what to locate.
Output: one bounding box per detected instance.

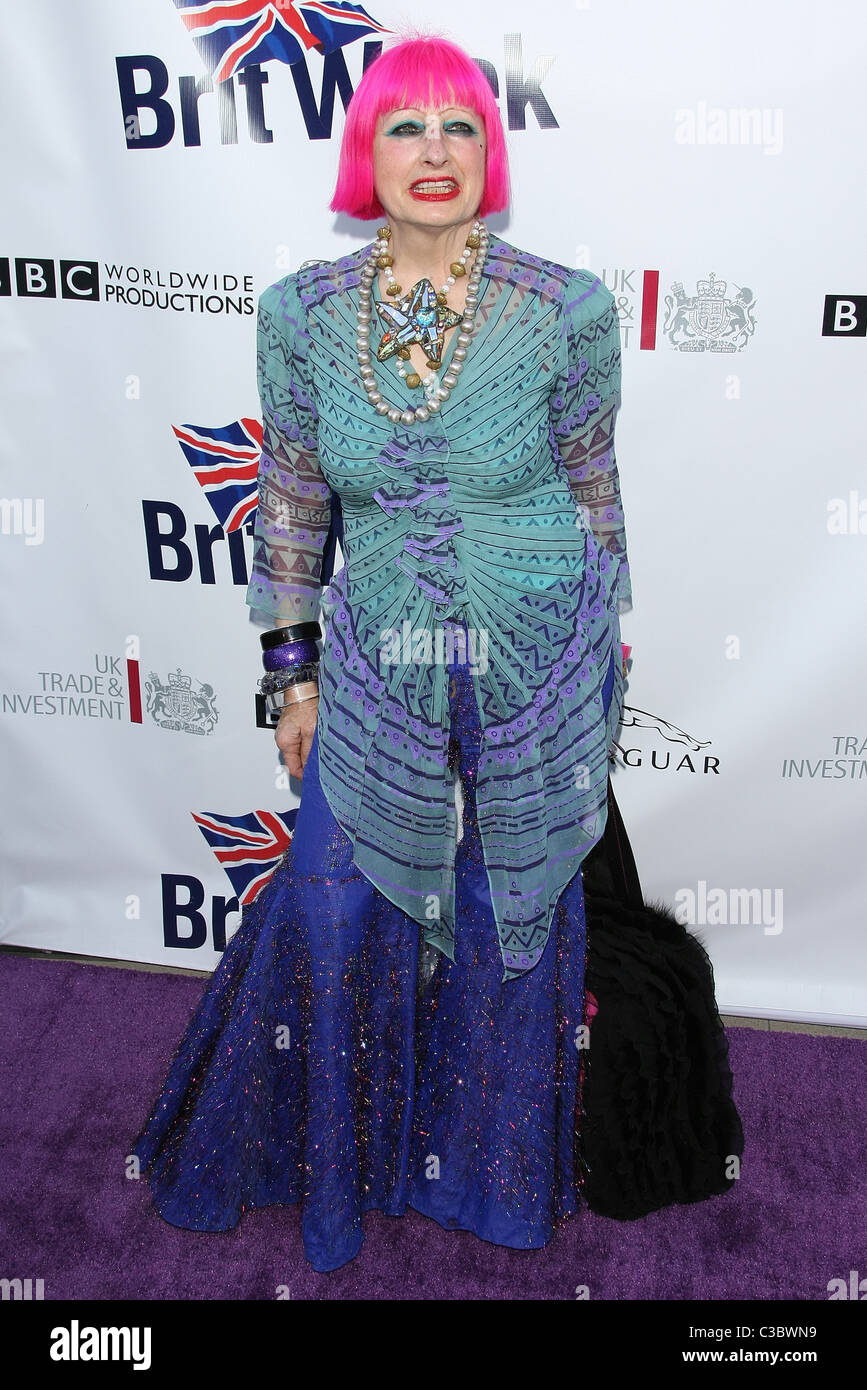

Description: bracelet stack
[258,621,321,720]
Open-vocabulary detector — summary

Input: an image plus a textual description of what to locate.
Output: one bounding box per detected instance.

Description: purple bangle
[262,639,319,671]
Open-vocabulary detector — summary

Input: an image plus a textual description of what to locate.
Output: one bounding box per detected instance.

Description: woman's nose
[423,132,448,162]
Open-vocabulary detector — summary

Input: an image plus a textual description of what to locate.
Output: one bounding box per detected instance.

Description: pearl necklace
[384,220,480,404]
[356,220,490,425]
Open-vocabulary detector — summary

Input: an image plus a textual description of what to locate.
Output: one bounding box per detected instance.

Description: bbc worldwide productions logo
[0,258,99,301]
[0,257,253,314]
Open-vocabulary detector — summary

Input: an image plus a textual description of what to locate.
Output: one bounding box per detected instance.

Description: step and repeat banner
[2,1,865,1022]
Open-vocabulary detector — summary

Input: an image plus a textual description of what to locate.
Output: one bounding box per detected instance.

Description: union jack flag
[173,416,262,531]
[172,0,391,83]
[193,807,298,904]
[173,409,346,582]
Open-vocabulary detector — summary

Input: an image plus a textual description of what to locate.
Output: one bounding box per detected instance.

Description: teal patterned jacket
[247,233,631,982]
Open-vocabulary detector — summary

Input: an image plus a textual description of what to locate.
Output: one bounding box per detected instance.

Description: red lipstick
[409,178,460,202]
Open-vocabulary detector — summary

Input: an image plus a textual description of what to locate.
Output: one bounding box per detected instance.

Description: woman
[131,34,743,1273]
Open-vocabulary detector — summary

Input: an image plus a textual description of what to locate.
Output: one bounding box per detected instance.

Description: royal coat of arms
[663,273,757,351]
[146,668,219,734]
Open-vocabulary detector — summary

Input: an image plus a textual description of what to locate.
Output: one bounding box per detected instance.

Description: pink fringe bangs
[330,35,510,221]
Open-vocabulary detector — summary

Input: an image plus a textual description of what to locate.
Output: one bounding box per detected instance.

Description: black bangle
[260,621,322,651]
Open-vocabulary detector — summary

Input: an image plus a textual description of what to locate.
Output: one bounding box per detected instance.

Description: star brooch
[375,278,461,370]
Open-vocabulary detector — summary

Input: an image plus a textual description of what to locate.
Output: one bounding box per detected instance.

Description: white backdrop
[2,0,865,1022]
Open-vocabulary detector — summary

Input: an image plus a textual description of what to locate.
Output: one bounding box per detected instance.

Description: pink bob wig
[330,34,510,222]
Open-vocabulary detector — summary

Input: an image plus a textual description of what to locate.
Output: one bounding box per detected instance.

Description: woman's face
[372,105,486,232]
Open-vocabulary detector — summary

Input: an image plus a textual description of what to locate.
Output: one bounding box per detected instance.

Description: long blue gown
[130,622,615,1272]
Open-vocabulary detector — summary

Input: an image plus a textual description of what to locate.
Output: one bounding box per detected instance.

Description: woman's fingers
[299,725,315,775]
[278,725,303,780]
[274,699,319,780]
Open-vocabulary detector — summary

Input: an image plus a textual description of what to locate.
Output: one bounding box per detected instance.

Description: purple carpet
[0,954,864,1300]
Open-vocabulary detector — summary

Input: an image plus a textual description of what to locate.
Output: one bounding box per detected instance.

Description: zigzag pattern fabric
[247,234,632,982]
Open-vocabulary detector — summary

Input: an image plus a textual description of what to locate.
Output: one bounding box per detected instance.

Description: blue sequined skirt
[131,637,615,1272]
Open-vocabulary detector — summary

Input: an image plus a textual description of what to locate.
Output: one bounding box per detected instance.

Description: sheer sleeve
[245,275,333,627]
[549,273,632,614]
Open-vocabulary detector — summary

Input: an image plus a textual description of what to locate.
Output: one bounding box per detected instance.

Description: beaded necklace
[355,219,490,426]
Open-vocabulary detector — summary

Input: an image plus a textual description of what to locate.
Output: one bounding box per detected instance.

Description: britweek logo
[143,413,262,595]
[117,26,559,149]
[171,0,391,84]
[155,806,298,951]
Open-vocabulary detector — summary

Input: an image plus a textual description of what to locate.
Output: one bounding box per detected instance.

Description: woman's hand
[275,696,319,780]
